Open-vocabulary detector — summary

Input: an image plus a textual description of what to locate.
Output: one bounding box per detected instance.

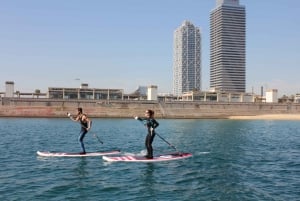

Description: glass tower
[210,0,246,92]
[173,20,201,96]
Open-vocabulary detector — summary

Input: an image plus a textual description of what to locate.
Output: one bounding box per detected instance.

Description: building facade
[48,87,124,100]
[147,85,158,101]
[5,81,14,97]
[210,0,246,92]
[173,20,201,96]
[266,89,278,103]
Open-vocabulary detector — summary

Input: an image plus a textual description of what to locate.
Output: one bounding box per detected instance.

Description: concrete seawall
[1,98,300,118]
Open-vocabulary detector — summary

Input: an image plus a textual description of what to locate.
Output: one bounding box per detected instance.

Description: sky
[1,0,300,96]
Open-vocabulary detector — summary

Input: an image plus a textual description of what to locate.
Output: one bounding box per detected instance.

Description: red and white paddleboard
[37,150,120,157]
[102,152,192,162]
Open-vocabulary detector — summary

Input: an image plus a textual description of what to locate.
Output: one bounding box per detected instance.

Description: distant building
[123,86,148,100]
[5,81,14,97]
[147,85,158,101]
[182,90,254,102]
[135,86,148,96]
[80,83,89,89]
[266,89,278,103]
[173,20,201,96]
[294,94,300,103]
[210,0,246,92]
[48,87,124,100]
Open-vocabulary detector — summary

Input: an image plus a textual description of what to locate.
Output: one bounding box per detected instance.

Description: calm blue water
[0,118,299,201]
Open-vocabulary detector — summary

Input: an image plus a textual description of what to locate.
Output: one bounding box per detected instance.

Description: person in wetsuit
[135,109,159,159]
[68,107,92,154]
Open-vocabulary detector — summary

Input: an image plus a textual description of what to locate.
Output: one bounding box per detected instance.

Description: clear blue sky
[1,0,299,96]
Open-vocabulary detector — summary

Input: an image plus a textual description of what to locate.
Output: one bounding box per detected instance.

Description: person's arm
[85,116,92,131]
[149,119,159,134]
[152,119,159,129]
[134,116,149,127]
[134,116,144,121]
[67,112,79,122]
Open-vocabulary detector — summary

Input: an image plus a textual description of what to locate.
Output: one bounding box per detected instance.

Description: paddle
[154,131,179,153]
[93,132,104,144]
[82,125,104,145]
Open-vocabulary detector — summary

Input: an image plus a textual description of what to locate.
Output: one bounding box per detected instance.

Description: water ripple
[0,118,299,201]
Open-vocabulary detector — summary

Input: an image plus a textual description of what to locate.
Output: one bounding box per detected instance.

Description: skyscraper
[210,0,246,92]
[173,20,201,96]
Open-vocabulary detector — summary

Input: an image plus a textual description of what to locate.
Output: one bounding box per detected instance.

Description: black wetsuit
[137,117,159,158]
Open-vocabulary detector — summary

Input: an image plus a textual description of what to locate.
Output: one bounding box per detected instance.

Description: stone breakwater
[1,98,300,119]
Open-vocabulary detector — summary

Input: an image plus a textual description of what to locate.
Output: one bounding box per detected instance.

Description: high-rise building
[173,20,201,96]
[210,0,246,92]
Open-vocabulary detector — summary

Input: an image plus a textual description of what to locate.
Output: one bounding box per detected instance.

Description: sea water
[0,118,299,201]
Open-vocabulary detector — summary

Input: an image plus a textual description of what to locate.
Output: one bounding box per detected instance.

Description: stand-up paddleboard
[37,150,120,157]
[102,152,192,162]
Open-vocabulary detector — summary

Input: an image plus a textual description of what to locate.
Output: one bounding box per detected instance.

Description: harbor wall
[1,98,300,118]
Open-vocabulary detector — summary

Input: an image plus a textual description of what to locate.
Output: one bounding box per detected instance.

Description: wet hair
[78,107,83,113]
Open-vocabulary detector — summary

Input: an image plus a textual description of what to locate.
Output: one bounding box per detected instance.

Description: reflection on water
[74,158,89,179]
[138,163,156,200]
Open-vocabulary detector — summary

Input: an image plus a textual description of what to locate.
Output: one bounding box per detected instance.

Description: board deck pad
[37,150,120,157]
[102,152,192,162]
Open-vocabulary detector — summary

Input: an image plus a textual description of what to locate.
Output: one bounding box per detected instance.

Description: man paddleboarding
[68,107,92,154]
[135,109,159,159]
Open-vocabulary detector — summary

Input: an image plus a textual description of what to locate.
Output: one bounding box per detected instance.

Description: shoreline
[228,114,300,120]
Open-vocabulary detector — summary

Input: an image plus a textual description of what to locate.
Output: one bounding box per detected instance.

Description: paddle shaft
[155,132,178,152]
[93,133,104,144]
[81,125,104,144]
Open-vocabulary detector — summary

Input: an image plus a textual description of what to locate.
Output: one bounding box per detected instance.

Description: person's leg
[145,133,155,158]
[78,130,87,154]
[148,133,155,158]
[145,134,150,157]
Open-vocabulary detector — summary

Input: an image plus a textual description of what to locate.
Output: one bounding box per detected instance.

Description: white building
[295,94,300,103]
[147,85,158,101]
[266,89,278,103]
[5,81,14,97]
[173,20,201,96]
